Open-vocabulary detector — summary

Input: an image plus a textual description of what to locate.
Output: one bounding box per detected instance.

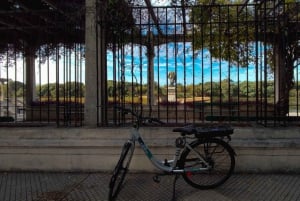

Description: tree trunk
[275,42,294,116]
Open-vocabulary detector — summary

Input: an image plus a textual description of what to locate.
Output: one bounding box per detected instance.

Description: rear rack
[195,125,234,138]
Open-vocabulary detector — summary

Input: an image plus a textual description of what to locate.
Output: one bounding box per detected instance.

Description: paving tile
[0,172,299,201]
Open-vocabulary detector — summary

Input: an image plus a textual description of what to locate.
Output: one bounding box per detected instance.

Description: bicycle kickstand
[153,172,171,183]
[172,174,180,201]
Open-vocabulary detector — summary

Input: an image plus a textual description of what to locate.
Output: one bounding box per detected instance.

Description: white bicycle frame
[128,127,211,173]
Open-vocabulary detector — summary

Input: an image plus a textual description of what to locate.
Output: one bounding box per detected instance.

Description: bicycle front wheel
[179,138,235,189]
[108,141,134,201]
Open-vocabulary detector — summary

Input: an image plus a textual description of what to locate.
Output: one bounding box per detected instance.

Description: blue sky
[2,42,272,85]
[107,42,259,86]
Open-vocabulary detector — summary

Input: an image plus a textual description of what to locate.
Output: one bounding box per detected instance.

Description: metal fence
[99,1,300,127]
[0,1,299,127]
[0,44,85,126]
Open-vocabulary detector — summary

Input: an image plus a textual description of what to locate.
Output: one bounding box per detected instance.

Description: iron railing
[0,44,85,126]
[0,2,299,127]
[98,2,300,127]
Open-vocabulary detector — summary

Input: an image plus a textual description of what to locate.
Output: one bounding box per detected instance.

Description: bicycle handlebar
[143,117,165,125]
[114,106,137,116]
[114,106,165,125]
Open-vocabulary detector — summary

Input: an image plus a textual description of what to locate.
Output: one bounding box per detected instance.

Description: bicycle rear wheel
[179,138,235,189]
[108,141,134,201]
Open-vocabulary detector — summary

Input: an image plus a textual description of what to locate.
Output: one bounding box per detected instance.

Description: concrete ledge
[0,126,299,172]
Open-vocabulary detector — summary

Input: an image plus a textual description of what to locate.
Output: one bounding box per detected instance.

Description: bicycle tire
[108,141,134,201]
[179,138,235,189]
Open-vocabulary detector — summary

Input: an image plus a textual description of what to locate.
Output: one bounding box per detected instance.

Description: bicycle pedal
[153,175,161,183]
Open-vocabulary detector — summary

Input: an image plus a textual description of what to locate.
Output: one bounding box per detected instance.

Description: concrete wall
[0,126,299,173]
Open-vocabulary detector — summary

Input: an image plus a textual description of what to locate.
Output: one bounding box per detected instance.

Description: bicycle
[108,106,236,201]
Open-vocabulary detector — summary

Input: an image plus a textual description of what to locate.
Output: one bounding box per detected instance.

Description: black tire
[179,138,235,189]
[108,141,134,201]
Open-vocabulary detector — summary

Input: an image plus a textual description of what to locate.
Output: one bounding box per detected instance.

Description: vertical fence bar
[245,4,250,121]
[55,46,59,126]
[156,7,160,119]
[22,44,26,122]
[217,5,222,118]
[1,2,300,127]
[191,5,196,123]
[175,5,179,122]
[296,3,299,119]
[5,45,9,119]
[254,3,260,125]
[182,6,187,123]
[165,6,169,123]
[236,5,241,121]
[13,45,17,123]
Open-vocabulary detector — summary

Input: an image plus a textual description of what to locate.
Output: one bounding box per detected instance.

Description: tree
[1,80,24,98]
[192,0,256,67]
[191,0,300,115]
[105,0,135,43]
[37,82,85,99]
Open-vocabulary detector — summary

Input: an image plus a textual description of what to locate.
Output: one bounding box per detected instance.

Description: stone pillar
[274,42,288,116]
[25,47,37,106]
[85,0,106,126]
[167,87,176,102]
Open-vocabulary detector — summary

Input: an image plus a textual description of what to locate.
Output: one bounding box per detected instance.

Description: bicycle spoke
[180,138,235,189]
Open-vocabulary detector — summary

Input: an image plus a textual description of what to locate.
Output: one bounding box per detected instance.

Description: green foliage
[190,0,298,72]
[107,80,147,97]
[0,80,24,98]
[1,79,300,105]
[191,0,256,67]
[239,81,256,97]
[37,82,85,98]
[285,0,298,3]
[190,0,300,113]
[105,0,135,40]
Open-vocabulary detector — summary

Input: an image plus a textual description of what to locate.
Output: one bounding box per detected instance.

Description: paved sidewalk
[0,172,299,201]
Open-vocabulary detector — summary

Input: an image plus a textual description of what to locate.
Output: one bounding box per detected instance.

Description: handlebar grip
[114,106,164,124]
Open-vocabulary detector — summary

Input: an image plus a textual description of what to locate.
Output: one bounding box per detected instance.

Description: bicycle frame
[109,107,235,201]
[128,126,211,173]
